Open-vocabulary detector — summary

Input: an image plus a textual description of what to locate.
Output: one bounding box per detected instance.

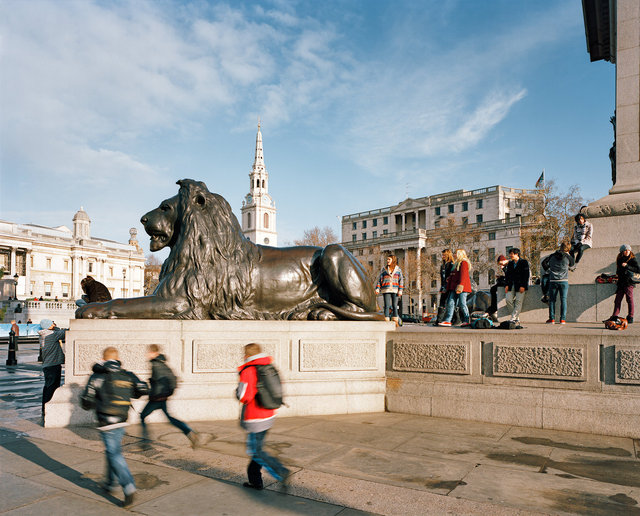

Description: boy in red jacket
[236,343,290,490]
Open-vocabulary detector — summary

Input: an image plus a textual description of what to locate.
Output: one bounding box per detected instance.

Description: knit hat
[620,244,632,252]
[497,255,507,263]
[39,319,53,330]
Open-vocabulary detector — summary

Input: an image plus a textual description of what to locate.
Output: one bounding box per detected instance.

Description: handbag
[626,269,640,284]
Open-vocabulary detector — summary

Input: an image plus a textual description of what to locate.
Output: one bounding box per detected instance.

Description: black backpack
[242,364,284,409]
[155,361,178,398]
[101,370,134,418]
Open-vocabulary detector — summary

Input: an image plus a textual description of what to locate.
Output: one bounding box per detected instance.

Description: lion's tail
[309,303,387,321]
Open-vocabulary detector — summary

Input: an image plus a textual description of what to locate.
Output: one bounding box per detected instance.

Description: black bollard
[6,330,17,366]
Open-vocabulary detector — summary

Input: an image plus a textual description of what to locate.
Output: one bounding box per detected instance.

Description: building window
[488,269,496,284]
[62,283,69,298]
[431,279,437,288]
[109,267,114,276]
[505,212,510,219]
[435,207,441,216]
[383,216,388,224]
[352,222,357,230]
[473,250,480,262]
[430,294,438,308]
[372,231,377,238]
[368,261,373,268]
[362,220,367,229]
[30,255,34,267]
[373,218,377,227]
[44,282,53,297]
[247,212,252,229]
[264,213,269,229]
[462,201,468,211]
[88,262,93,273]
[476,214,483,223]
[488,248,495,261]
[46,258,52,269]
[362,233,367,240]
[473,270,480,284]
[0,249,9,271]
[352,235,357,242]
[121,288,127,297]
[488,232,496,240]
[434,220,440,228]
[515,199,523,208]
[358,249,363,255]
[448,204,454,214]
[477,199,483,209]
[30,281,35,295]
[462,216,468,226]
[506,245,513,254]
[64,260,69,271]
[383,229,388,235]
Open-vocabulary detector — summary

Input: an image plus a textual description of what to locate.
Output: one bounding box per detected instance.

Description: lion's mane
[155,179,262,319]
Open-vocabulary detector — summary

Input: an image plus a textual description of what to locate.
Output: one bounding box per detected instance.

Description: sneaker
[569,266,577,272]
[559,320,566,324]
[99,482,117,493]
[541,296,549,304]
[279,467,292,485]
[438,321,452,326]
[187,431,200,449]
[546,319,555,324]
[460,322,470,327]
[123,492,136,507]
[628,316,634,324]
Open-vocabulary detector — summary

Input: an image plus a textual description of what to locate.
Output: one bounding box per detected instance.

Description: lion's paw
[309,308,337,321]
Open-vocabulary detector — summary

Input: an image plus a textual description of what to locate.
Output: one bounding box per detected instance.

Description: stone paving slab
[0,472,58,513]
[1,489,131,516]
[451,463,640,516]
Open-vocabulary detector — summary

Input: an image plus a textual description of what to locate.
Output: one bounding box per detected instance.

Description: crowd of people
[37,321,284,508]
[373,212,637,327]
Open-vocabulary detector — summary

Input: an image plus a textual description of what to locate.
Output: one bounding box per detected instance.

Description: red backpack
[604,317,628,330]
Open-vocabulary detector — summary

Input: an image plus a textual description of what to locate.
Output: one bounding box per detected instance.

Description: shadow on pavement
[0,428,121,506]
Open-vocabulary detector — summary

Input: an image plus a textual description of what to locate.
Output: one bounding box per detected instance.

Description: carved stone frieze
[74,339,155,376]
[616,348,640,384]
[193,338,278,372]
[581,200,640,218]
[493,345,584,379]
[392,341,469,374]
[300,339,377,371]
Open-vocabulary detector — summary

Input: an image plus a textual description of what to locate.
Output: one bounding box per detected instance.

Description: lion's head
[140,179,261,319]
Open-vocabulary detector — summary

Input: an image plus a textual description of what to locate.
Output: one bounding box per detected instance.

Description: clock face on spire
[247,194,253,204]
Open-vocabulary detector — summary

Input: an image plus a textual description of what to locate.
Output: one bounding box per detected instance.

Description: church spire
[253,119,265,171]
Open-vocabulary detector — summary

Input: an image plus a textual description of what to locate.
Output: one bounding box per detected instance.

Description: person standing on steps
[438,249,472,327]
[375,254,404,326]
[433,249,455,325]
[607,244,640,324]
[541,242,574,325]
[487,255,509,321]
[140,344,199,449]
[504,248,530,325]
[38,319,67,416]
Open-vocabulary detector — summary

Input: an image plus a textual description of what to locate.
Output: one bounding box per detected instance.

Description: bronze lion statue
[76,179,384,321]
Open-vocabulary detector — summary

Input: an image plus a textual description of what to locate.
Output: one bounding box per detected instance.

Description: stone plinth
[386,326,640,438]
[46,319,393,428]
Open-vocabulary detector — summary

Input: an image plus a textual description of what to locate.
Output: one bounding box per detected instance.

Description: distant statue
[76,179,384,321]
[610,112,616,186]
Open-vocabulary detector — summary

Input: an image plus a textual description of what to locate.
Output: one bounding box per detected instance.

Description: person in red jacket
[438,249,472,327]
[236,343,290,490]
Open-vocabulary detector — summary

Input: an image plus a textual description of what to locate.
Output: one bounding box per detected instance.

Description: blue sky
[0,0,614,253]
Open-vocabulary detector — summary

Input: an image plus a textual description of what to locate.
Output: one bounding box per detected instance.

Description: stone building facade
[0,208,145,301]
[342,185,541,315]
[241,123,278,246]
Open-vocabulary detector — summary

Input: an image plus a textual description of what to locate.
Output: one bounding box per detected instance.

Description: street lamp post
[122,268,126,298]
[13,273,18,299]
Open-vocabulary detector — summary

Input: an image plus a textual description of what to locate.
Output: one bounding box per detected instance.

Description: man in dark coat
[504,248,530,324]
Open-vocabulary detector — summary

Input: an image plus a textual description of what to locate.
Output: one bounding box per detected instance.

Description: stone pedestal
[45,319,393,428]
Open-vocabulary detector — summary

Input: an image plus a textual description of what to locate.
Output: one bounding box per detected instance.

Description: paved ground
[2,337,640,515]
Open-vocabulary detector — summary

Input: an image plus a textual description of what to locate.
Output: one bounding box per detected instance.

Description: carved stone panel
[74,339,159,376]
[615,346,640,384]
[392,341,470,374]
[193,338,279,373]
[493,344,585,380]
[299,339,377,371]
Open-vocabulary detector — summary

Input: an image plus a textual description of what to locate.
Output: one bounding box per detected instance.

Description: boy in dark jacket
[504,248,530,324]
[80,347,148,507]
[139,344,199,448]
[541,242,575,324]
[236,343,290,490]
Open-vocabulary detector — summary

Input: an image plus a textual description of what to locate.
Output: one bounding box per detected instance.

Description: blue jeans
[140,400,192,437]
[246,430,288,484]
[100,426,135,495]
[443,291,469,323]
[382,293,398,318]
[548,281,569,321]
